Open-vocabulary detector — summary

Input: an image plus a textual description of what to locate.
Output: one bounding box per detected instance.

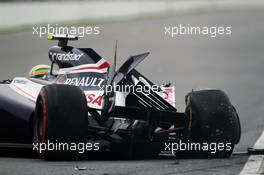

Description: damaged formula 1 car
[0,35,241,159]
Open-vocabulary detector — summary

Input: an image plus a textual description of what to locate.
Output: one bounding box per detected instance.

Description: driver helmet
[29,64,50,79]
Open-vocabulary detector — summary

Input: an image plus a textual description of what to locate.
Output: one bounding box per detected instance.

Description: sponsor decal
[49,52,83,61]
[158,86,176,107]
[64,77,105,88]
[163,87,173,103]
[85,93,103,106]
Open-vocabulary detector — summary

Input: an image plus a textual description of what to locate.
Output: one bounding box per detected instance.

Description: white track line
[239,130,264,175]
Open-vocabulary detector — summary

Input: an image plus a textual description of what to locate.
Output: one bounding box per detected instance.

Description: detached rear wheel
[176,89,241,158]
[33,84,89,159]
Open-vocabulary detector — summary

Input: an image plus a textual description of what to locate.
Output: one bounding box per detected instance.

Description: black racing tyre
[33,84,89,160]
[176,89,241,158]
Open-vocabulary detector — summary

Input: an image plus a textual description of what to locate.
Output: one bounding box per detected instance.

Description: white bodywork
[8,61,176,109]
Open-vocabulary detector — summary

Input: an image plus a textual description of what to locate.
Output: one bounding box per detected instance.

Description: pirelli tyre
[176,89,241,158]
[33,84,89,160]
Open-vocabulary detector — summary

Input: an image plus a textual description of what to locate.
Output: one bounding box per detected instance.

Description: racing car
[0,35,241,159]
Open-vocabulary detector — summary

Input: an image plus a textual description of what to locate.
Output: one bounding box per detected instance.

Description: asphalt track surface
[0,10,264,175]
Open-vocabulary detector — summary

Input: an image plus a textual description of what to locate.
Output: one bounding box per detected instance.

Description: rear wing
[47,34,78,47]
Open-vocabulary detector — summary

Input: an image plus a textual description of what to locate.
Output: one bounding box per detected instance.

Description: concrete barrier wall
[0,0,264,32]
